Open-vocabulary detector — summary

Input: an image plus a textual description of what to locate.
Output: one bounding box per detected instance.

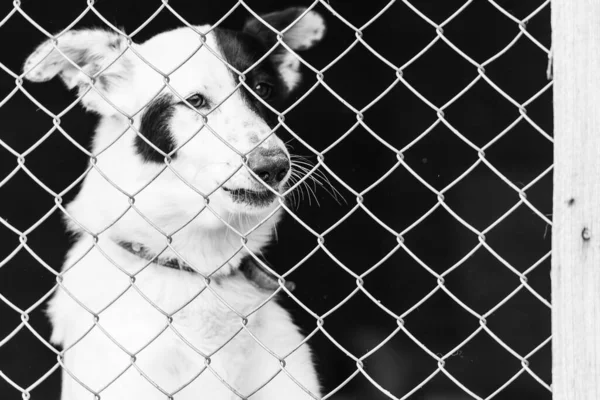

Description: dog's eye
[254,83,273,99]
[186,94,207,108]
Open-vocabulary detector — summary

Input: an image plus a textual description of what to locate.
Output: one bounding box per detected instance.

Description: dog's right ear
[23,29,134,115]
[244,7,326,93]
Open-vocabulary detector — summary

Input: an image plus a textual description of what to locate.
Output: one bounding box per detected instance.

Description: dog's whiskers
[286,174,301,210]
[289,171,311,206]
[289,158,345,205]
[289,167,319,207]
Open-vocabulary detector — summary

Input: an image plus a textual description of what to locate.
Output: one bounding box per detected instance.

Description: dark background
[0,0,552,399]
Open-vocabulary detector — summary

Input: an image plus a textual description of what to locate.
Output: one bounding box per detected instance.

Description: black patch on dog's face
[213,28,284,127]
[136,94,177,163]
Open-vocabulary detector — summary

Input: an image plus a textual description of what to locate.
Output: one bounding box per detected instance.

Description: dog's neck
[115,239,295,291]
[66,197,281,278]
[116,240,196,272]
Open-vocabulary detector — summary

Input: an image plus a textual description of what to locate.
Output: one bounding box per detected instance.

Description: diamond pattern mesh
[0,0,552,399]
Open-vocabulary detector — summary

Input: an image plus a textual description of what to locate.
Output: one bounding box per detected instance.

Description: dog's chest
[53,251,262,345]
[50,254,265,397]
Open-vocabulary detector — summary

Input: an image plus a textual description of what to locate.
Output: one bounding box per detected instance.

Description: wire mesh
[0,0,552,399]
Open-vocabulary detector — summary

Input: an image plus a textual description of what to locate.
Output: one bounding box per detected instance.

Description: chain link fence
[0,0,552,399]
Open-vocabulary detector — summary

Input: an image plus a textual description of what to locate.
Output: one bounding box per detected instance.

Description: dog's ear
[244,7,326,92]
[23,29,134,115]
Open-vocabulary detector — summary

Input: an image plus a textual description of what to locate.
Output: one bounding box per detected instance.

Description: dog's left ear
[244,7,326,92]
[22,29,135,115]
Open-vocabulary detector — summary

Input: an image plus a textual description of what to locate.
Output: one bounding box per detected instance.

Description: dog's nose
[248,148,290,187]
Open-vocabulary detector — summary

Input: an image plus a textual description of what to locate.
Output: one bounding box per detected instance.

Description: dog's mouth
[222,187,278,207]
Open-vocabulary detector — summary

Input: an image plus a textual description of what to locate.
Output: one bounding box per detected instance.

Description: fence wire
[0,0,552,399]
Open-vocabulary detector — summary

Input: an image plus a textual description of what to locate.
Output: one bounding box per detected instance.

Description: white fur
[278,10,326,90]
[274,53,302,93]
[24,19,322,400]
[283,11,326,51]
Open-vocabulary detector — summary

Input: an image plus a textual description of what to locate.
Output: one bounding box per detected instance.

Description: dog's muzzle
[248,148,290,188]
[222,147,290,207]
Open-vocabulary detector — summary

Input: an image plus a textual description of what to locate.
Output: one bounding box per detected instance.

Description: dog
[23,7,325,400]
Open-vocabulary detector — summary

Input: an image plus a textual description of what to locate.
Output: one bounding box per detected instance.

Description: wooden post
[552,1,600,399]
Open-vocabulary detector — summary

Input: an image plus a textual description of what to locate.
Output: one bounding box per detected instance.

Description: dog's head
[23,8,325,240]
